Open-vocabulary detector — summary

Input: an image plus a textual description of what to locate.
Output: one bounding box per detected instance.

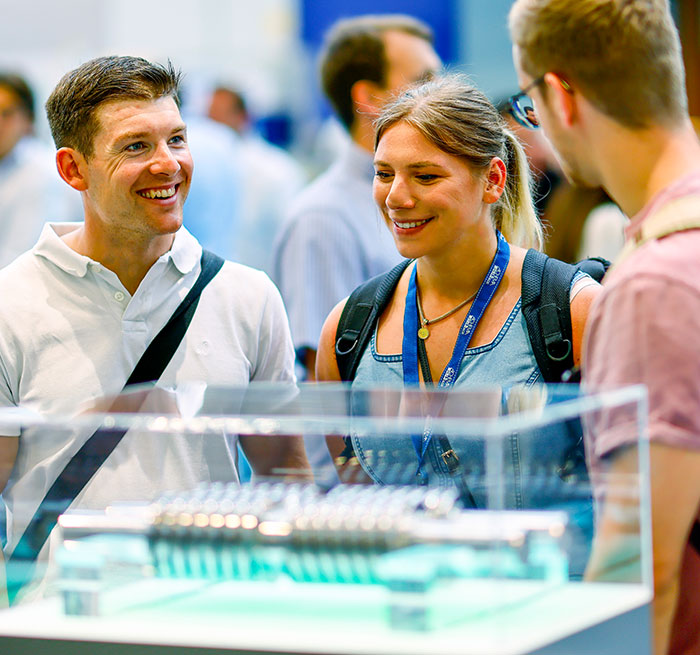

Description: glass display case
[0,382,651,655]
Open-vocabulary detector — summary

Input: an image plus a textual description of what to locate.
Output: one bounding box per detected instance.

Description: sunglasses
[507,75,544,130]
[508,75,573,130]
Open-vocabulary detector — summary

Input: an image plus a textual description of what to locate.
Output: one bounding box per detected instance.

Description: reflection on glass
[0,383,650,652]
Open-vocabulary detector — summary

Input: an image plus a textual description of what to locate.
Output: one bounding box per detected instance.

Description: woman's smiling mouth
[392,217,434,229]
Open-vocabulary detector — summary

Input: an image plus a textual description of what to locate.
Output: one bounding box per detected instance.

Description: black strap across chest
[7,249,224,594]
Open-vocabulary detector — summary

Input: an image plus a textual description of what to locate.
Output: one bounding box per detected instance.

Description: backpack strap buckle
[441,448,460,474]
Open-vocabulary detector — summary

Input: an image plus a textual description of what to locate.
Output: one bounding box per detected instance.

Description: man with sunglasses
[510,2,700,654]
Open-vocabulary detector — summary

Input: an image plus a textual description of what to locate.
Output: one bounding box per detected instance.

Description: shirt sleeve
[274,209,367,353]
[0,322,22,436]
[584,273,700,458]
[251,277,297,384]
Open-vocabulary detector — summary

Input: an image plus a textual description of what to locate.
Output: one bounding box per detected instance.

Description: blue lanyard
[402,232,510,466]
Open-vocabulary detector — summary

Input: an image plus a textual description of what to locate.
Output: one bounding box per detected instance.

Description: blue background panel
[301,0,460,65]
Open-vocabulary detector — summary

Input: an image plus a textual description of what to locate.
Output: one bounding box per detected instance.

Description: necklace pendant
[417,326,430,340]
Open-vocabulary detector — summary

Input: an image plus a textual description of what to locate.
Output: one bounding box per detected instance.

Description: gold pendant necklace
[416,285,478,340]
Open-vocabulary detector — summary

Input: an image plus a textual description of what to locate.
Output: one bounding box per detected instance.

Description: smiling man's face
[77,95,193,239]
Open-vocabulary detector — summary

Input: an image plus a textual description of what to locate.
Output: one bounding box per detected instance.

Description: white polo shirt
[0,222,295,558]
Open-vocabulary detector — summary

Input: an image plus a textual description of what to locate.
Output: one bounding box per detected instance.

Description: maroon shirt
[584,172,700,655]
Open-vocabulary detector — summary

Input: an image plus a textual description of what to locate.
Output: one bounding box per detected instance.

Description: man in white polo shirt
[0,56,307,588]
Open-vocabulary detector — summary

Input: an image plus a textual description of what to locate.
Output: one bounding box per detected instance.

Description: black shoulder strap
[521,250,580,383]
[522,250,610,383]
[335,259,412,381]
[128,250,224,385]
[7,250,224,584]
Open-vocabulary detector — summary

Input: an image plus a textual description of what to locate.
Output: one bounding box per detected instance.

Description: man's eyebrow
[114,125,187,143]
[114,131,149,142]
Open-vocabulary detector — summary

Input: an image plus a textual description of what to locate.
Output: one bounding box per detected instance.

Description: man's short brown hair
[45,56,181,158]
[509,0,687,128]
[319,14,433,131]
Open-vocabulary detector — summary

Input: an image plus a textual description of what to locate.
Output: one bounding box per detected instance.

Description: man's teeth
[396,218,431,228]
[139,187,176,199]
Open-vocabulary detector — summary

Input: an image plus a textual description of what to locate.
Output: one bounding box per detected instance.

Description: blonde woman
[318,75,598,393]
[316,75,600,497]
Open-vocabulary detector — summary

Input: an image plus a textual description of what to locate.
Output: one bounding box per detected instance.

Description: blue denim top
[349,291,594,577]
[350,299,540,500]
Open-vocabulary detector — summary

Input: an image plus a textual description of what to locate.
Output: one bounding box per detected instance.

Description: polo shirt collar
[33,222,202,277]
[168,225,201,274]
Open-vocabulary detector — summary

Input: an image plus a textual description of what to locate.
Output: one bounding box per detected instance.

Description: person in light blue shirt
[207,85,306,275]
[273,14,441,381]
[0,73,80,269]
[182,115,245,263]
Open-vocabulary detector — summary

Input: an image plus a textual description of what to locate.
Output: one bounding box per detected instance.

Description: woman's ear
[55,147,88,191]
[543,72,577,127]
[483,157,507,204]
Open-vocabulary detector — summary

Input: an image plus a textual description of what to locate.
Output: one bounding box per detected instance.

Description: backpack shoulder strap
[614,193,700,268]
[335,259,412,381]
[521,249,579,383]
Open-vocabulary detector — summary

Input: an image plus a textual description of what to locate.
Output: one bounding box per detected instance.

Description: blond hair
[509,0,687,128]
[374,74,543,250]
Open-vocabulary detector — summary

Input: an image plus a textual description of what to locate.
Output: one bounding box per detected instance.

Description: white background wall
[0,0,309,138]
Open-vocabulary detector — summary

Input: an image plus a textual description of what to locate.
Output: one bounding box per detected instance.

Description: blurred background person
[495,94,563,219]
[273,14,441,381]
[207,84,306,273]
[0,72,80,268]
[575,194,628,262]
[181,110,246,264]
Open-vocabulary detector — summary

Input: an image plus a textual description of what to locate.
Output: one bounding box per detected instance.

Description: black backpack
[334,249,610,383]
